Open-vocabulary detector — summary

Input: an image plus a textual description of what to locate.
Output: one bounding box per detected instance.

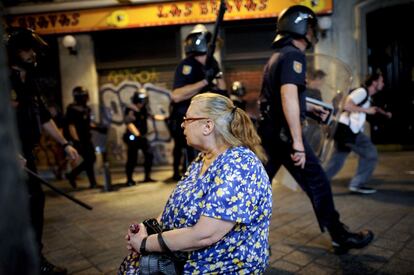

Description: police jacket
[259,44,307,131]
[10,68,52,154]
[124,104,148,137]
[171,55,228,122]
[171,56,208,121]
[66,103,92,142]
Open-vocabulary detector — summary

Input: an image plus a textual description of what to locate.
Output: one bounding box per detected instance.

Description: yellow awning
[7,0,332,35]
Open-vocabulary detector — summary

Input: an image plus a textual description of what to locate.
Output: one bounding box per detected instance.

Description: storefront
[6,0,334,164]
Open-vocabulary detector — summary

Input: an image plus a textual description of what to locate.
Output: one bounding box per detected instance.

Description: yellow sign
[7,0,332,34]
[107,10,130,28]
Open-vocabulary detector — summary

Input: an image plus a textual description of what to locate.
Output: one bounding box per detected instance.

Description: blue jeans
[324,132,378,188]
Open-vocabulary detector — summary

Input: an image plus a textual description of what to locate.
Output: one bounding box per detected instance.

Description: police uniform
[257,4,374,254]
[172,56,209,120]
[123,104,153,183]
[170,55,227,179]
[10,68,52,253]
[230,81,247,111]
[258,44,341,232]
[8,27,71,274]
[170,56,207,177]
[65,103,97,188]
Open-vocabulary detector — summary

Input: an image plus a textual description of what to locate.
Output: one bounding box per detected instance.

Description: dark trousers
[171,129,196,177]
[125,137,153,181]
[24,153,45,254]
[261,132,341,232]
[71,141,97,187]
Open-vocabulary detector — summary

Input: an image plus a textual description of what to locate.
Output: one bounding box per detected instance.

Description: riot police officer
[123,89,154,185]
[257,6,374,254]
[7,27,78,275]
[65,86,98,189]
[230,81,247,110]
[169,24,228,180]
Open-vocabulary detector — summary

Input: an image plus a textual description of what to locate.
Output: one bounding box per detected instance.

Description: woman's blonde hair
[191,93,267,162]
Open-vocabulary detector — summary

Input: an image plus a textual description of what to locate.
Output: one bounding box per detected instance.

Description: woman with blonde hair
[124,93,272,274]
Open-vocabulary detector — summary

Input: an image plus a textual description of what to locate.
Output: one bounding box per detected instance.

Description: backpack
[348,87,369,107]
[333,87,370,151]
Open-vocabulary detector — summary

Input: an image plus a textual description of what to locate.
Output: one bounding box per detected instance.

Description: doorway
[366,3,414,146]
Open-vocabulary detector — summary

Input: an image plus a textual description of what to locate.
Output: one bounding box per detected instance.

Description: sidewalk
[41,151,414,274]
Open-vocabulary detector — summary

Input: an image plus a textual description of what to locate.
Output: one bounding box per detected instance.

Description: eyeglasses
[182,116,209,125]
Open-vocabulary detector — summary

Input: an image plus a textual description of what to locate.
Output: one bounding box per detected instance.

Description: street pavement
[41,151,414,274]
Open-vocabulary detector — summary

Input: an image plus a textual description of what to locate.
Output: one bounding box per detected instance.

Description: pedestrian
[123,89,155,185]
[324,72,391,194]
[7,27,78,275]
[124,93,272,274]
[65,86,98,189]
[257,5,374,254]
[169,24,228,181]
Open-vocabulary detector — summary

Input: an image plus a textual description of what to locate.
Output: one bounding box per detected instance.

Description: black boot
[40,256,67,275]
[126,179,136,186]
[86,165,97,189]
[329,223,374,254]
[65,172,77,188]
[141,174,156,183]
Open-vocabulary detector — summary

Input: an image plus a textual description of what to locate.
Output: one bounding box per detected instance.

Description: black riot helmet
[131,89,148,105]
[72,86,89,105]
[184,24,212,55]
[6,27,48,66]
[231,81,246,98]
[273,5,319,49]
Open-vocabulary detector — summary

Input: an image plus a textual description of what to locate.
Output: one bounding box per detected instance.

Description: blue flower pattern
[161,146,272,274]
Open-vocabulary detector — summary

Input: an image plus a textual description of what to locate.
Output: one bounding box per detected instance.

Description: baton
[24,167,93,210]
[205,0,227,69]
[208,0,227,59]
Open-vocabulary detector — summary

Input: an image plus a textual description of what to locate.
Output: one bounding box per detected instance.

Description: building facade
[4,0,413,166]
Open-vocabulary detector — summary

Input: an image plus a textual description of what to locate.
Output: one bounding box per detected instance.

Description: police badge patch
[182,65,192,75]
[293,61,303,74]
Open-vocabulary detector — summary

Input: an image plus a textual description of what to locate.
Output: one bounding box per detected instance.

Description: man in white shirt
[324,72,391,194]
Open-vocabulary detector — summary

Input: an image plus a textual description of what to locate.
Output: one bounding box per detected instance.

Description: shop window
[223,18,275,61]
[93,25,180,69]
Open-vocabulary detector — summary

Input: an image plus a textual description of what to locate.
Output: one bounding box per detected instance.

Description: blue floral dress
[161,146,272,274]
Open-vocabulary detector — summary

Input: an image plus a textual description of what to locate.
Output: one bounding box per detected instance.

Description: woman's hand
[127,223,148,254]
[125,222,140,255]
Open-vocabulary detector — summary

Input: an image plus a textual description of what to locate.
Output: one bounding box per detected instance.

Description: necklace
[203,153,215,161]
[202,144,229,164]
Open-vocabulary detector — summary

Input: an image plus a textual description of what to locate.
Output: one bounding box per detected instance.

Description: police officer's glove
[205,68,219,85]
[204,58,221,85]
